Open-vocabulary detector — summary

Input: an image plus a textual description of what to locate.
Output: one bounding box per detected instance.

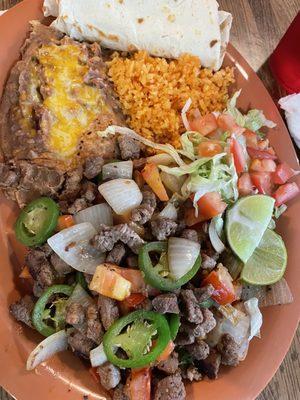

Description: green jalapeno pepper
[75,271,88,291]
[14,197,59,247]
[168,313,180,341]
[138,242,201,291]
[103,310,171,369]
[32,284,73,337]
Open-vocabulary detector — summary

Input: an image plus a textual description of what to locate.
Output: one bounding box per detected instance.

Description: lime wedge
[241,229,287,285]
[226,195,275,263]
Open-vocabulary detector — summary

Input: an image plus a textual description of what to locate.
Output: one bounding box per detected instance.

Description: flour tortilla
[44,0,232,71]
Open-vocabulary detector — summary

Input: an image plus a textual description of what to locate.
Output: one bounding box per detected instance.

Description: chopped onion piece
[47,222,105,274]
[218,304,246,326]
[259,278,293,307]
[26,329,70,370]
[147,153,174,166]
[67,283,93,309]
[90,343,108,367]
[244,298,263,340]
[98,179,142,215]
[209,216,226,253]
[102,160,133,180]
[159,203,178,221]
[168,237,200,280]
[181,98,192,131]
[74,204,113,231]
[160,171,186,194]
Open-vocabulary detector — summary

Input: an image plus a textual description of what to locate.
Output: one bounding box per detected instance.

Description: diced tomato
[197,141,223,157]
[250,159,277,172]
[142,163,169,201]
[273,162,296,184]
[217,114,244,135]
[127,368,151,400]
[56,215,74,231]
[273,182,300,206]
[238,173,254,196]
[189,113,218,136]
[185,192,227,226]
[156,341,175,362]
[231,138,246,174]
[121,293,147,309]
[244,129,258,148]
[202,265,236,305]
[89,367,100,383]
[250,172,273,195]
[247,146,277,160]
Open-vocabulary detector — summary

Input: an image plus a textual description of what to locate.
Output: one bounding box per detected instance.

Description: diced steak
[180,290,203,324]
[176,322,196,346]
[180,229,198,243]
[26,248,55,288]
[217,333,240,367]
[192,308,216,338]
[67,198,88,214]
[152,293,179,314]
[65,302,85,326]
[86,303,104,344]
[154,374,186,400]
[113,384,129,400]
[131,187,156,225]
[50,253,72,276]
[9,295,34,327]
[150,218,178,241]
[97,362,121,391]
[60,168,83,201]
[197,349,221,379]
[185,339,210,361]
[118,136,141,160]
[68,330,95,358]
[106,243,126,265]
[194,284,215,304]
[157,351,179,375]
[98,294,119,331]
[83,156,104,179]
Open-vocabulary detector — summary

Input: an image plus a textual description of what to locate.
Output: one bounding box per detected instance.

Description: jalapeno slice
[103,310,171,369]
[32,284,73,337]
[138,242,201,291]
[168,313,180,341]
[14,197,59,247]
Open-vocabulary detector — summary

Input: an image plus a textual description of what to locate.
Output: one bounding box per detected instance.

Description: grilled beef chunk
[180,229,198,243]
[9,295,34,327]
[97,362,121,391]
[150,217,178,241]
[176,324,196,346]
[86,303,104,344]
[118,136,141,160]
[217,333,240,367]
[182,366,202,382]
[26,248,55,289]
[91,224,144,254]
[197,349,221,379]
[193,308,216,338]
[131,187,156,225]
[113,384,129,400]
[68,330,95,358]
[106,243,126,265]
[66,303,85,326]
[60,168,83,201]
[154,374,186,400]
[83,156,104,179]
[98,294,119,330]
[201,252,217,271]
[126,255,139,268]
[180,290,203,324]
[185,339,210,361]
[152,293,179,314]
[50,253,72,276]
[156,351,179,375]
[194,284,215,304]
[67,198,88,214]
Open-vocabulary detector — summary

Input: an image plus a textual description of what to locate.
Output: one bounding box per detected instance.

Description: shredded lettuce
[227,91,276,132]
[274,204,288,219]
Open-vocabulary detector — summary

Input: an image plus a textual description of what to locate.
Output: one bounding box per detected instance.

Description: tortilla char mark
[0,22,125,171]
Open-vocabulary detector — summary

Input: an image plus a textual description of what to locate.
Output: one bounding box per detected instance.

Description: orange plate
[0,1,299,400]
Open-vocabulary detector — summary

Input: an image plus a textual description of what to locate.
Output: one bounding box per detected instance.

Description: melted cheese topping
[37,44,104,158]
